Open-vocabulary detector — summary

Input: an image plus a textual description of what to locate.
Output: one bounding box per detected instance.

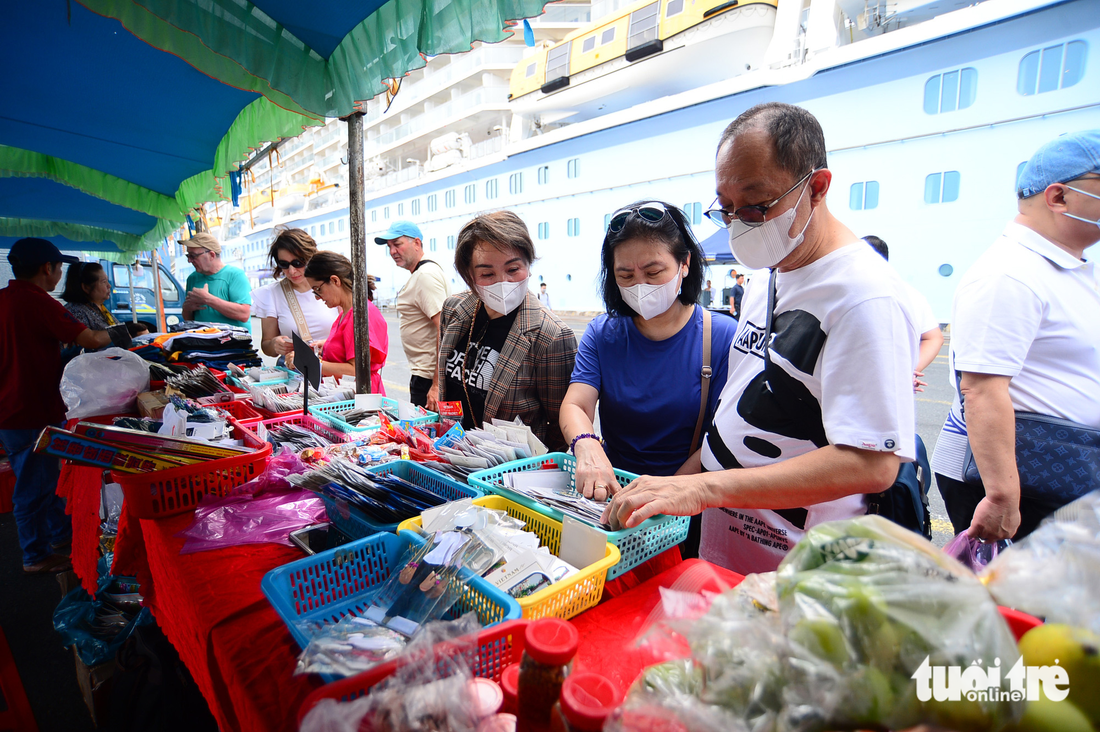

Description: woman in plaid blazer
[437,212,577,452]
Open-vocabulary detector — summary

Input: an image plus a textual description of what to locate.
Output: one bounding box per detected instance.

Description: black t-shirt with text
[444,306,519,429]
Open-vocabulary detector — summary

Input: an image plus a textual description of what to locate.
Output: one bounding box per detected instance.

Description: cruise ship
[175,0,1100,320]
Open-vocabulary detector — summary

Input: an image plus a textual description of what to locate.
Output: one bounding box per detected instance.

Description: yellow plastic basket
[397,495,620,621]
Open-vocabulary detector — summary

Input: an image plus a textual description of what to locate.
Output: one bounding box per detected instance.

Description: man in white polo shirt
[931,129,1100,541]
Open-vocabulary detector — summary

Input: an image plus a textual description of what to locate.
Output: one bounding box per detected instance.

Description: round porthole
[938,263,954,277]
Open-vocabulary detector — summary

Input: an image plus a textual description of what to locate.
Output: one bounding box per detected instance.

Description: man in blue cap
[0,238,131,573]
[932,129,1100,541]
[376,221,449,409]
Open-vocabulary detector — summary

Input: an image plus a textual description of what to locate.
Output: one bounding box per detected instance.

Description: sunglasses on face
[608,203,670,233]
[277,258,306,269]
[704,170,815,229]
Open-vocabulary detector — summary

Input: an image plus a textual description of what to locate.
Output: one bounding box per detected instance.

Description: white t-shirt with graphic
[700,242,919,575]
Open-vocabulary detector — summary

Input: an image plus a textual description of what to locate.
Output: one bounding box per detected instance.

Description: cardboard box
[73,646,115,727]
[136,390,170,420]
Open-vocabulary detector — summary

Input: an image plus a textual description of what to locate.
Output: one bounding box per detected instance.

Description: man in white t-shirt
[863,235,944,390]
[931,129,1100,541]
[376,221,449,410]
[603,103,918,575]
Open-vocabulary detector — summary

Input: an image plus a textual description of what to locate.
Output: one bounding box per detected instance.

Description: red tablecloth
[57,462,104,596]
[570,558,744,693]
[136,512,322,732]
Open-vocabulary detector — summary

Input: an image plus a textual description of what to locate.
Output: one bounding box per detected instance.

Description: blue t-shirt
[571,306,737,476]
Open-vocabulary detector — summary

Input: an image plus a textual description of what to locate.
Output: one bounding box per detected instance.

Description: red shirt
[0,279,89,429]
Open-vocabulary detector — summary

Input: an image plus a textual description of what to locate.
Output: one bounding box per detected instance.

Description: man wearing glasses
[603,102,918,575]
[181,232,252,327]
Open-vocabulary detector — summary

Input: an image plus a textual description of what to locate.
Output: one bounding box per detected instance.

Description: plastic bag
[294,615,408,677]
[53,573,153,666]
[178,448,323,553]
[943,531,1010,572]
[982,490,1100,635]
[61,347,150,419]
[299,613,485,732]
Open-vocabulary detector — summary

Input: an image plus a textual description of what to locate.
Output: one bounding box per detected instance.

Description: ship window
[383,206,390,219]
[567,218,580,237]
[1018,41,1088,95]
[628,2,660,49]
[328,222,334,235]
[924,171,960,204]
[445,190,456,208]
[339,218,345,232]
[849,181,879,210]
[398,203,404,216]
[665,0,684,17]
[567,158,580,179]
[604,213,611,231]
[538,166,549,185]
[465,184,476,204]
[311,226,316,236]
[447,235,456,250]
[525,63,536,78]
[582,36,596,53]
[427,194,438,212]
[411,199,421,216]
[510,172,523,195]
[923,67,976,114]
[601,27,616,45]
[430,237,437,252]
[486,178,499,199]
[538,222,550,239]
[546,42,571,80]
[684,202,702,225]
[371,210,378,223]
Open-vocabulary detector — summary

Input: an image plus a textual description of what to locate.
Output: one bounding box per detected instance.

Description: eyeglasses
[185,250,208,262]
[704,170,816,229]
[276,258,306,269]
[608,203,670,233]
[310,281,329,297]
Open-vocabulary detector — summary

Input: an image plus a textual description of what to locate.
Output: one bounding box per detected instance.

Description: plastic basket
[297,619,530,722]
[261,531,522,683]
[149,363,226,390]
[310,398,438,434]
[112,415,272,518]
[399,495,619,621]
[228,373,290,390]
[209,399,264,425]
[323,460,482,538]
[259,413,351,444]
[468,453,689,580]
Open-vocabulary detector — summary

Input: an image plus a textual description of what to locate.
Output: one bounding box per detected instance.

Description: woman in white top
[253,228,337,360]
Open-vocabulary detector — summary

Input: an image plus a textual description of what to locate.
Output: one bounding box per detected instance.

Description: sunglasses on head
[607,203,670,233]
[277,258,305,270]
[704,170,816,229]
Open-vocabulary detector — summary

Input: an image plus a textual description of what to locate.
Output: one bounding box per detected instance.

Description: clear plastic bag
[294,615,408,677]
[982,491,1100,635]
[943,531,1010,572]
[61,347,150,419]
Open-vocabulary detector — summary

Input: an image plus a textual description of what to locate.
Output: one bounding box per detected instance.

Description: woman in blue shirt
[560,201,737,556]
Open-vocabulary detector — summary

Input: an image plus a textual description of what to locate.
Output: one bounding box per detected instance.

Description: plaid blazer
[438,290,577,452]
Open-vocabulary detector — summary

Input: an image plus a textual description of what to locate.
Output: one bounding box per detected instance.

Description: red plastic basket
[210,399,264,425]
[112,415,272,518]
[252,404,304,420]
[297,619,530,724]
[259,413,350,444]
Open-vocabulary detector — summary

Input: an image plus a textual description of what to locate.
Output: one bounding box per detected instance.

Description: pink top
[321,302,388,394]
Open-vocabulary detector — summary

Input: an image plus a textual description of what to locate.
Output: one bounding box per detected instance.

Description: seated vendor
[559,201,737,558]
[299,251,388,393]
[437,211,577,451]
[600,103,917,575]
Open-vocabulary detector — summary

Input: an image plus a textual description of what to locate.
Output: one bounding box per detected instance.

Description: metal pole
[152,247,167,332]
[127,263,138,324]
[346,112,370,394]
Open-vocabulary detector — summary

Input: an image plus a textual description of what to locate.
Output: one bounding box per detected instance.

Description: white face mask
[619,269,684,320]
[727,179,814,269]
[476,276,529,315]
[1063,185,1100,230]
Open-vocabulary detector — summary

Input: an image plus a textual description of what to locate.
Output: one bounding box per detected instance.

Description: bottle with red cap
[517,618,580,730]
[500,663,520,716]
[549,672,621,732]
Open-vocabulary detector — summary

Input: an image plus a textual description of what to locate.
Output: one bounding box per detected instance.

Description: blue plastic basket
[261,531,521,683]
[322,460,483,538]
[309,399,438,435]
[229,373,290,390]
[468,453,690,581]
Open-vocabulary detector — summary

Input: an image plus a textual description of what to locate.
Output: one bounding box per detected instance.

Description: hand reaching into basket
[573,438,619,502]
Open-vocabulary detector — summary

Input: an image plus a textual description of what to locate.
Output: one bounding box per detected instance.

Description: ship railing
[365,85,510,155]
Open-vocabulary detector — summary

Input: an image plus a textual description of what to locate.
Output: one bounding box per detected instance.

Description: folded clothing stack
[152,327,261,370]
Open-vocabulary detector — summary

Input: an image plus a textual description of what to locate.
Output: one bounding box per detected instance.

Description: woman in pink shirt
[300,251,388,394]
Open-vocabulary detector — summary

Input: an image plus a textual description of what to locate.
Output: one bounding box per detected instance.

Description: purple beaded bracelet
[569,432,602,454]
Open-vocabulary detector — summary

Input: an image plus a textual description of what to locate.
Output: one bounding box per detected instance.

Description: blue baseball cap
[7,237,80,270]
[1017,129,1100,198]
[374,220,423,245]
